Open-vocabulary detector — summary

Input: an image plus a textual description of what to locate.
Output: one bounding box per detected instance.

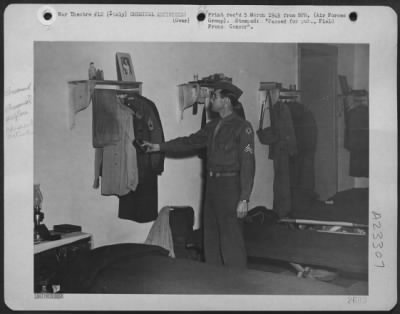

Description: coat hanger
[116,93,144,119]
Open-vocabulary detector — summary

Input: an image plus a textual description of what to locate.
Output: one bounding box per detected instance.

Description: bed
[244,222,368,274]
[285,188,368,227]
[243,188,369,275]
[57,243,353,295]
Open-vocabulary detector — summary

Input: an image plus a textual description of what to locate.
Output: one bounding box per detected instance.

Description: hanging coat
[287,101,318,213]
[269,101,297,218]
[118,93,165,223]
[344,105,369,177]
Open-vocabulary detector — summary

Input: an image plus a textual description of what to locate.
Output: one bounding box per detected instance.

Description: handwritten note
[5,82,33,139]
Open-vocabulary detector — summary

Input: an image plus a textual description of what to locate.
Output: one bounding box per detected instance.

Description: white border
[4,4,398,311]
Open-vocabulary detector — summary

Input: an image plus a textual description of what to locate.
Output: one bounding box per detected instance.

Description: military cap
[212,81,243,99]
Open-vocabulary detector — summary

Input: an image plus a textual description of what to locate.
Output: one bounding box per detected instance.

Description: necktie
[211,119,223,152]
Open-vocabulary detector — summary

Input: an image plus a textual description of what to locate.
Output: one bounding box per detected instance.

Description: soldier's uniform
[160,112,255,268]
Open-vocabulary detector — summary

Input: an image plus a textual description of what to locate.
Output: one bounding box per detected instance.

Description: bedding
[290,188,368,225]
[242,189,369,277]
[58,243,351,295]
[243,223,368,274]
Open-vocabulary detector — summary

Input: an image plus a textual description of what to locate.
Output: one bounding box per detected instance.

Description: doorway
[298,44,338,200]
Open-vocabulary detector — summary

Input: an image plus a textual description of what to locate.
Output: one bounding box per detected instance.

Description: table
[34,232,92,293]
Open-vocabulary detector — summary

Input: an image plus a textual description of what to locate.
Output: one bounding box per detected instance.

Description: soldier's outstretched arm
[142,121,214,153]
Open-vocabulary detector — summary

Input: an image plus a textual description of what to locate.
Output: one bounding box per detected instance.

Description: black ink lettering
[375,260,385,267]
[372,211,381,220]
[373,221,381,230]
[373,231,383,240]
[373,241,383,249]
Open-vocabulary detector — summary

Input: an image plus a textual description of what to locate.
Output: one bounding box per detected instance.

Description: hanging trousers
[203,175,247,269]
[273,148,292,218]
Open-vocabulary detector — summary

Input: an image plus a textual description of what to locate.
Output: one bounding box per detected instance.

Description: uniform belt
[208,171,239,177]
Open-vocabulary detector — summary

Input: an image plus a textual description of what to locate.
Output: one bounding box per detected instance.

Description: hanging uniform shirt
[93,97,138,196]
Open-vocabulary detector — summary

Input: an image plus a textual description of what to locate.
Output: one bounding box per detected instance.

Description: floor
[186,230,369,294]
[247,256,368,294]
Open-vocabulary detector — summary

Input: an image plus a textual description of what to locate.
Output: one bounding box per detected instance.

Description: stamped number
[347,296,367,304]
[372,211,385,268]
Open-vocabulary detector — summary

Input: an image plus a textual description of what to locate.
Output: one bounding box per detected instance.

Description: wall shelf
[68,79,141,86]
[68,80,142,93]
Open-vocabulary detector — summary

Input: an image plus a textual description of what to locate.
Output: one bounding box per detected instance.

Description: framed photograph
[116,52,136,81]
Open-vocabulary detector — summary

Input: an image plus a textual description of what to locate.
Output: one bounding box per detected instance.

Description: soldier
[142,81,255,268]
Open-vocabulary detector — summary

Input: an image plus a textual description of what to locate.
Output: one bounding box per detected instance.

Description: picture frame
[116,52,136,81]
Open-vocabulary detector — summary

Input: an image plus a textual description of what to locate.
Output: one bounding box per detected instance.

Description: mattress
[290,188,368,225]
[243,223,368,274]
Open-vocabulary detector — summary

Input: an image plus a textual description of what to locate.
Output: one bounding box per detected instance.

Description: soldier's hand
[141,140,160,153]
[236,200,248,219]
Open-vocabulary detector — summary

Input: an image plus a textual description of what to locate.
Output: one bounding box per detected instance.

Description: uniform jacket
[286,102,318,214]
[269,101,297,160]
[287,101,317,153]
[123,93,165,177]
[286,101,317,192]
[91,89,165,222]
[344,105,368,152]
[118,93,165,223]
[268,101,296,218]
[344,105,369,177]
[160,112,255,201]
[198,102,245,161]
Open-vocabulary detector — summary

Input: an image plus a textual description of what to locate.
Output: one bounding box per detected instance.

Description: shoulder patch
[148,118,154,131]
[244,144,253,154]
[245,127,252,135]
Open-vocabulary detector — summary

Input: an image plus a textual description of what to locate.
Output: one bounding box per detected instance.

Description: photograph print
[33,41,370,296]
[116,52,136,81]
